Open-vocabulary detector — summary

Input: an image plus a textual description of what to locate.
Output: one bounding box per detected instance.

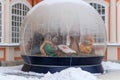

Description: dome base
[22,63,104,73]
[21,55,104,73]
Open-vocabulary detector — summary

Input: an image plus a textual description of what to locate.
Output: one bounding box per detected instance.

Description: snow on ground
[40,68,99,80]
[102,61,120,71]
[0,66,98,80]
[0,61,120,80]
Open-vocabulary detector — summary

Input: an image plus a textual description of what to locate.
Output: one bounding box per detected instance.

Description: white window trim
[10,1,32,44]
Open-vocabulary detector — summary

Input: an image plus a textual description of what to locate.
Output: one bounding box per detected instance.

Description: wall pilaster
[110,0,117,43]
[4,0,11,43]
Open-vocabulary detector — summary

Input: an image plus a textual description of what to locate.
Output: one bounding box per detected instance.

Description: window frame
[11,2,31,44]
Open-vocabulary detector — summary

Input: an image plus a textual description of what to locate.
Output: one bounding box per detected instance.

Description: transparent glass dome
[20,0,106,59]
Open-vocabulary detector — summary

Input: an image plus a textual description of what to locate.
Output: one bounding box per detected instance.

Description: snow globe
[20,0,106,73]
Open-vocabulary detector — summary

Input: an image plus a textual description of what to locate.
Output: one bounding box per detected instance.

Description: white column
[4,0,14,61]
[4,0,11,43]
[118,3,120,43]
[110,0,116,43]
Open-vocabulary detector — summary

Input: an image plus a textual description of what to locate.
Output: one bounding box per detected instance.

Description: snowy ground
[0,61,120,80]
[97,61,120,80]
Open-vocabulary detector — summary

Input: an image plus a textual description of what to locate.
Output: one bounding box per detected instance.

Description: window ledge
[0,43,120,47]
[0,43,19,47]
[107,43,120,46]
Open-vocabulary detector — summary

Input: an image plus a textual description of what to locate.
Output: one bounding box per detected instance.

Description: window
[11,3,30,43]
[90,3,106,23]
[89,3,106,43]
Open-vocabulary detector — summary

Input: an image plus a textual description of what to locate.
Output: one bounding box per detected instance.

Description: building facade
[0,0,120,63]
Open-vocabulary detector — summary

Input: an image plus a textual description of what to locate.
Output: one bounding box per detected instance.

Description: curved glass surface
[20,0,106,65]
